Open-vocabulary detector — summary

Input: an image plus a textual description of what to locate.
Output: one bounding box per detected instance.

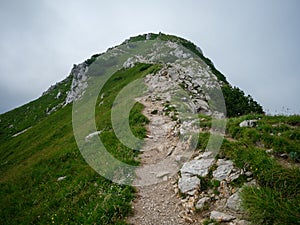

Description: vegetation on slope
[210,114,299,224]
[0,76,72,141]
[1,33,296,225]
[0,63,158,225]
[178,113,300,224]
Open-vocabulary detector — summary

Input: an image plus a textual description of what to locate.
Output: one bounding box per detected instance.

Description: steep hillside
[0,33,298,225]
[0,63,155,224]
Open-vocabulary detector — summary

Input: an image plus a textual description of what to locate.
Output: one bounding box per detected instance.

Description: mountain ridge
[1,33,298,225]
[0,33,262,141]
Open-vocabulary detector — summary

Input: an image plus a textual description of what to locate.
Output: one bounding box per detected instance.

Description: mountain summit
[1,34,298,225]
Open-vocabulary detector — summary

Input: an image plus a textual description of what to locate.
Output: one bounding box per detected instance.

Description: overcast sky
[0,0,299,115]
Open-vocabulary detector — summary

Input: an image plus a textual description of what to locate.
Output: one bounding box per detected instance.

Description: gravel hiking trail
[127,95,199,225]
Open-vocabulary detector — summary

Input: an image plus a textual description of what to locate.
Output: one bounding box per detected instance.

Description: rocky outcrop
[175,152,256,224]
[65,62,88,105]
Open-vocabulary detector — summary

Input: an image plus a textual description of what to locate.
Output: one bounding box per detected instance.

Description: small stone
[187,189,197,195]
[175,155,184,162]
[195,197,210,210]
[201,151,214,159]
[239,120,257,127]
[280,153,288,158]
[236,220,251,225]
[57,176,67,181]
[244,179,257,187]
[228,171,240,181]
[226,191,242,212]
[210,210,235,222]
[156,171,170,178]
[245,171,252,177]
[85,130,103,142]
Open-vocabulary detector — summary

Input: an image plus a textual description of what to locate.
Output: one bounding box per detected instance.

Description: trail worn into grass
[127,96,194,225]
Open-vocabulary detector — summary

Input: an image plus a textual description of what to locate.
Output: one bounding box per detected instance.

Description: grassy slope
[198,114,300,224]
[0,75,72,141]
[222,115,300,224]
[0,63,159,225]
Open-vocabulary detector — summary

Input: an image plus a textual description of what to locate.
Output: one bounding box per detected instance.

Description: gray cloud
[0,0,299,114]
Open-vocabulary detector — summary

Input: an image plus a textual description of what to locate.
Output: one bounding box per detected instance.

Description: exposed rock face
[65,62,88,105]
[146,33,151,40]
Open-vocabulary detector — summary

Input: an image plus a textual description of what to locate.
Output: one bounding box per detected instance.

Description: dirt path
[127,96,196,225]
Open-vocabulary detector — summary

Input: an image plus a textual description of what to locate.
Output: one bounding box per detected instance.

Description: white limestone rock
[213,159,234,181]
[239,120,257,128]
[85,130,103,142]
[210,210,235,222]
[65,63,88,105]
[180,158,215,177]
[226,191,242,212]
[146,33,151,40]
[178,175,200,194]
[195,197,210,210]
[57,176,67,181]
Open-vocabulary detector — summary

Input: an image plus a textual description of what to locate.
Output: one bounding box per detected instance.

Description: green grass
[227,114,300,158]
[222,114,300,224]
[194,113,300,224]
[0,63,159,224]
[1,33,298,224]
[0,76,72,141]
